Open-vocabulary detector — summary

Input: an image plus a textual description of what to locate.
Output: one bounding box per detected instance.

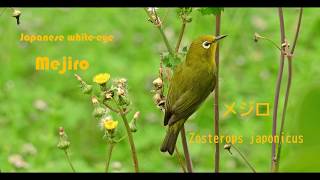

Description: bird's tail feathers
[160,120,185,155]
[160,127,179,155]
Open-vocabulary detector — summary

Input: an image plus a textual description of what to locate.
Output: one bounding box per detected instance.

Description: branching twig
[229,145,256,173]
[112,98,139,172]
[214,12,221,173]
[275,8,303,172]
[144,8,174,56]
[103,102,120,113]
[271,8,286,172]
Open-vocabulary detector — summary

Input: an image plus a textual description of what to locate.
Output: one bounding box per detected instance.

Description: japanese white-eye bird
[160,35,227,155]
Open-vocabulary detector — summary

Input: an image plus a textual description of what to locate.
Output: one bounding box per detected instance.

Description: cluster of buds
[147,8,162,27]
[114,78,127,97]
[152,65,166,111]
[75,73,139,143]
[104,89,114,101]
[177,7,193,23]
[57,127,70,151]
[113,78,130,106]
[92,96,109,118]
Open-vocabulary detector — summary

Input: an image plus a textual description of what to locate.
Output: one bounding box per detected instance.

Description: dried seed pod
[105,90,114,100]
[153,93,162,104]
[117,88,125,96]
[153,77,163,89]
[254,32,263,42]
[133,111,140,120]
[158,100,165,107]
[91,96,99,105]
[118,78,127,84]
[224,144,232,155]
[12,9,21,25]
[93,107,107,118]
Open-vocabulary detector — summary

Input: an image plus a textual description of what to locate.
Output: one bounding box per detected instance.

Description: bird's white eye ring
[202,41,211,49]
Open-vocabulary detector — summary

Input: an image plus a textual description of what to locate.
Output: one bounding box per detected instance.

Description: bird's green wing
[168,84,212,125]
[165,64,215,126]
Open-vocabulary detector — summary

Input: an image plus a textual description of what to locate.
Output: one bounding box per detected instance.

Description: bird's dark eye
[202,41,211,49]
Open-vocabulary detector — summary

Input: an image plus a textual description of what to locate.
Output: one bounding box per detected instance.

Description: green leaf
[176,7,192,17]
[198,8,224,16]
[182,46,188,53]
[161,52,181,70]
[161,52,171,68]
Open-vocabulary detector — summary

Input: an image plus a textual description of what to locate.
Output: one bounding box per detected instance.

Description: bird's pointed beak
[214,34,228,42]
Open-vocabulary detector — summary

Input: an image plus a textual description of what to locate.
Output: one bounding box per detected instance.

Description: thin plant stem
[231,145,256,173]
[159,28,175,56]
[276,8,303,172]
[119,110,139,172]
[112,98,139,172]
[145,7,174,85]
[181,127,193,172]
[290,8,303,54]
[214,12,221,173]
[271,7,286,172]
[144,8,174,56]
[174,16,193,173]
[105,143,115,172]
[275,57,292,172]
[175,22,186,52]
[175,146,187,173]
[259,36,282,51]
[64,150,76,172]
[103,102,120,113]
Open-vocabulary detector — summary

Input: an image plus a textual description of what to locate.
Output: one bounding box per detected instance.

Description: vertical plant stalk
[145,8,193,172]
[159,27,175,56]
[113,98,139,172]
[180,127,193,172]
[231,145,256,173]
[175,22,186,52]
[275,8,303,172]
[271,8,286,172]
[64,150,76,172]
[175,146,187,172]
[144,8,174,56]
[119,109,139,172]
[105,143,115,172]
[144,8,174,80]
[175,19,193,173]
[214,12,221,173]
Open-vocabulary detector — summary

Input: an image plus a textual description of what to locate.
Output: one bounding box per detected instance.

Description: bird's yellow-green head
[186,35,227,66]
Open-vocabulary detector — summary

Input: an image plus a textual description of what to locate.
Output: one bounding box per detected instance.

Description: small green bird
[160,35,227,155]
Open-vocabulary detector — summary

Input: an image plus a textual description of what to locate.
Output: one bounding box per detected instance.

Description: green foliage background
[0,8,320,172]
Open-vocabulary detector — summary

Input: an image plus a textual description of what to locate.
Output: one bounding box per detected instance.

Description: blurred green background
[0,8,320,172]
